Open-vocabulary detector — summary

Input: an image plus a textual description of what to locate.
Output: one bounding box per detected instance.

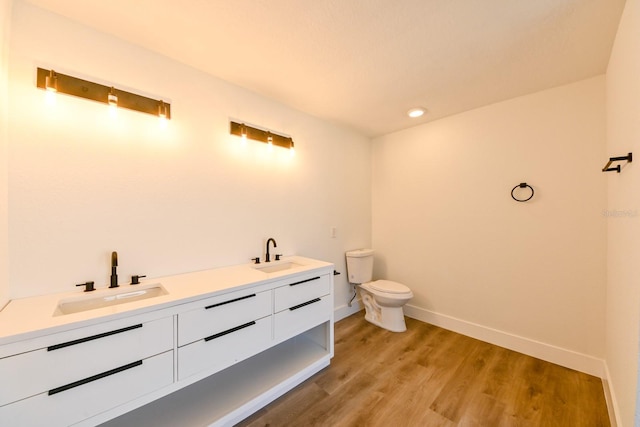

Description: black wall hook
[602,153,632,173]
[511,183,534,202]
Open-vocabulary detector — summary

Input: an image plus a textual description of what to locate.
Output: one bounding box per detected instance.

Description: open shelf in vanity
[102,323,331,427]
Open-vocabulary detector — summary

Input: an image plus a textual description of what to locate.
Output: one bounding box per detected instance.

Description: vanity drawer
[0,316,173,407]
[0,350,173,427]
[177,316,271,381]
[274,274,330,313]
[178,289,271,346]
[274,295,331,341]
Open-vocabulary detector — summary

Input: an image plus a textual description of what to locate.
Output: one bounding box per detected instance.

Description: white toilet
[345,249,413,332]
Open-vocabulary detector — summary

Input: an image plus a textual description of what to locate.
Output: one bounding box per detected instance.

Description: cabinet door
[178,289,271,346]
[274,274,331,313]
[0,316,173,407]
[274,295,332,341]
[0,350,174,427]
[177,316,272,381]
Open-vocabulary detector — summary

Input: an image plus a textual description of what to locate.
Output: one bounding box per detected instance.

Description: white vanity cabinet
[177,288,272,380]
[0,257,334,427]
[273,274,332,341]
[0,313,174,427]
[102,268,335,427]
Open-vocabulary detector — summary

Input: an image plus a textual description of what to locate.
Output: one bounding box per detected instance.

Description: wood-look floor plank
[236,315,610,427]
[429,340,500,422]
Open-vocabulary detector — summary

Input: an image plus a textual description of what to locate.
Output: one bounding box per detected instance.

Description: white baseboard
[403,304,606,378]
[602,361,622,427]
[334,299,363,322]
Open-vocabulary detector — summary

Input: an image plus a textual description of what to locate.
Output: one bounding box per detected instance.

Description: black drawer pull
[289,298,321,311]
[205,293,256,310]
[288,276,321,287]
[48,360,143,396]
[47,324,143,352]
[204,321,256,342]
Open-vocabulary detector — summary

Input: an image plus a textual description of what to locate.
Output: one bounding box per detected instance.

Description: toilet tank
[345,249,374,284]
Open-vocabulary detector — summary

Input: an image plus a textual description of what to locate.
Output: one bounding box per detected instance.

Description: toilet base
[364,309,407,332]
[361,292,408,332]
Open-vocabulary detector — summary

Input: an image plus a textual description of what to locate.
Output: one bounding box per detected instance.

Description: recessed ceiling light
[407,107,426,118]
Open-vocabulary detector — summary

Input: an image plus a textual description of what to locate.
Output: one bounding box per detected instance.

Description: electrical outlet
[330,226,337,238]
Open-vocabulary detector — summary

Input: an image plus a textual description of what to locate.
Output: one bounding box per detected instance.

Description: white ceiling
[23,0,626,137]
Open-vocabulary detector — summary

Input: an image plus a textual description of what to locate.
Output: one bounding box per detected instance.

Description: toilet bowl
[345,249,413,332]
[359,280,413,332]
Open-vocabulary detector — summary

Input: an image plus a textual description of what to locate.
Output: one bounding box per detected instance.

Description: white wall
[0,0,11,310]
[372,77,607,372]
[605,0,640,425]
[7,2,371,310]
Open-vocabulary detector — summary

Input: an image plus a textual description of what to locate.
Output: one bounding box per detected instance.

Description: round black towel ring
[511,183,534,202]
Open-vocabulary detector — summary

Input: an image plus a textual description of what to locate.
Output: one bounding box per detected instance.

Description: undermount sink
[54,283,168,316]
[252,261,304,274]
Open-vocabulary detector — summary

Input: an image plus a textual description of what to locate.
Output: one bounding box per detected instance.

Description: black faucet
[265,238,277,263]
[110,251,119,288]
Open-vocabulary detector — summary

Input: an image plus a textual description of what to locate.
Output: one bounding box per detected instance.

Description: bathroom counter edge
[0,256,333,346]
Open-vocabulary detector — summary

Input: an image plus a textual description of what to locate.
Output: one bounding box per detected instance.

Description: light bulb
[240,124,247,144]
[108,87,118,107]
[45,69,57,92]
[158,100,167,119]
[267,133,273,151]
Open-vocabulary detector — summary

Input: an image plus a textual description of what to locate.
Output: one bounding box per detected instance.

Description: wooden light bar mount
[230,121,294,149]
[36,67,171,119]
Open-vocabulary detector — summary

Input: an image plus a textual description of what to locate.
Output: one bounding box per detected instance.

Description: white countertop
[0,256,333,346]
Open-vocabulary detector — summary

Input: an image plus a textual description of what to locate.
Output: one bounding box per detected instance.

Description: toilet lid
[369,280,410,294]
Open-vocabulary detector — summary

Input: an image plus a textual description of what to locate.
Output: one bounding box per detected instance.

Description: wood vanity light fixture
[36,67,171,119]
[230,120,295,153]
